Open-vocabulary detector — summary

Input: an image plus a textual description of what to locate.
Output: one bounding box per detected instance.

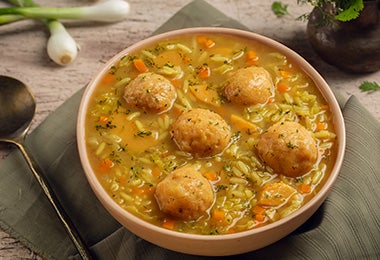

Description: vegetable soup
[84,33,337,235]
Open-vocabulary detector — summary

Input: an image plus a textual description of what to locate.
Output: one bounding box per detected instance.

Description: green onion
[46,19,78,65]
[0,0,130,25]
[5,0,79,66]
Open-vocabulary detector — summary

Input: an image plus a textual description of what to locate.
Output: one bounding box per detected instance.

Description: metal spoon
[0,75,92,260]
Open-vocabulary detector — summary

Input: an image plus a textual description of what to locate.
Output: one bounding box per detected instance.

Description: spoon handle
[14,141,93,260]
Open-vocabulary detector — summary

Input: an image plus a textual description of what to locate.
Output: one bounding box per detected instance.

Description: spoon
[0,75,92,260]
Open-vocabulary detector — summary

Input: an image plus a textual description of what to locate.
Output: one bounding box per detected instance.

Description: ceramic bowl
[77,27,346,256]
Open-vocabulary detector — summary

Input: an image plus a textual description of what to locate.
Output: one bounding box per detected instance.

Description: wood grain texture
[0,0,379,258]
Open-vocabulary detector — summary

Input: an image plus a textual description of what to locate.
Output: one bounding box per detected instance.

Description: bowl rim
[77,27,346,242]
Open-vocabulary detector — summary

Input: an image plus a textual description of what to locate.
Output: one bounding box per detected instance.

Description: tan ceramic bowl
[77,27,346,256]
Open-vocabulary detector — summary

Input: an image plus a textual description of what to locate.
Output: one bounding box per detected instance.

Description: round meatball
[124,72,176,113]
[155,166,214,220]
[257,121,318,177]
[224,66,273,105]
[171,108,231,158]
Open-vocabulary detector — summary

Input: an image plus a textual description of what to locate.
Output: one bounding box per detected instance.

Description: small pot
[307,0,380,73]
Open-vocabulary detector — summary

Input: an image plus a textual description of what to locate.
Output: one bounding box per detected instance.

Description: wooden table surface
[0,0,379,258]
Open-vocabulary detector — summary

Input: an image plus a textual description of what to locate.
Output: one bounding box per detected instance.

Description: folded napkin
[1,0,379,259]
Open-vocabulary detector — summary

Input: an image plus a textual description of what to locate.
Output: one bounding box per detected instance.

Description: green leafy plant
[272,0,365,22]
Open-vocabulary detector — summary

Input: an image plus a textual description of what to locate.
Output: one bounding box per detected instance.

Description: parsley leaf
[334,0,364,22]
[359,81,380,92]
[271,1,289,17]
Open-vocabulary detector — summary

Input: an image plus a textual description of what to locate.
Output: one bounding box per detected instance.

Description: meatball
[155,166,214,220]
[171,108,231,158]
[257,121,318,177]
[124,72,177,113]
[224,66,273,105]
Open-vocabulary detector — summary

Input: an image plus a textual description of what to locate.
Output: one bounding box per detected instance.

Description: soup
[84,33,337,235]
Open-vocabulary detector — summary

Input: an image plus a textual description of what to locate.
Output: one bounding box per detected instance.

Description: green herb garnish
[271,1,289,17]
[359,81,380,92]
[334,0,364,22]
[135,130,152,137]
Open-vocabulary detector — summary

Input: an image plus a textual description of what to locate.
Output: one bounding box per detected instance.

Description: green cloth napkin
[1,0,379,259]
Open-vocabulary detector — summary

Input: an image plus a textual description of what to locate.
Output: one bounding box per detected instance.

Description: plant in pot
[301,0,380,73]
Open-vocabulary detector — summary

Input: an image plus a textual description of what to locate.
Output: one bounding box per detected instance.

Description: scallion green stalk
[0,14,25,24]
[0,0,130,23]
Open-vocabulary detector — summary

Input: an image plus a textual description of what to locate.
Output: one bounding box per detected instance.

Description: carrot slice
[252,206,266,222]
[133,59,148,72]
[300,184,312,194]
[212,209,225,221]
[277,82,290,93]
[230,114,259,136]
[204,170,218,181]
[99,158,114,172]
[198,65,211,79]
[162,218,175,230]
[102,73,115,84]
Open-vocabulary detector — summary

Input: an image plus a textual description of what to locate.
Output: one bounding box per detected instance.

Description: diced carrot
[205,39,215,48]
[197,35,215,48]
[118,175,127,185]
[255,214,265,222]
[99,115,109,126]
[102,73,115,84]
[245,50,259,66]
[162,218,175,230]
[152,166,162,177]
[197,35,207,44]
[170,79,181,88]
[252,206,265,222]
[198,65,211,79]
[268,97,275,103]
[280,70,292,78]
[247,50,257,60]
[212,209,225,221]
[300,184,312,194]
[204,170,218,181]
[227,228,236,234]
[277,82,290,93]
[133,58,148,73]
[99,158,114,172]
[320,104,329,110]
[252,205,265,215]
[316,122,326,131]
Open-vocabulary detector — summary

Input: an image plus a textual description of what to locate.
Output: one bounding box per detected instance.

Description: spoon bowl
[0,75,92,259]
[0,76,35,140]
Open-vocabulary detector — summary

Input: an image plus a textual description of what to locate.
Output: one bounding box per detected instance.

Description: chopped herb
[286,141,297,149]
[271,1,289,17]
[216,185,228,192]
[135,130,152,137]
[359,81,380,92]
